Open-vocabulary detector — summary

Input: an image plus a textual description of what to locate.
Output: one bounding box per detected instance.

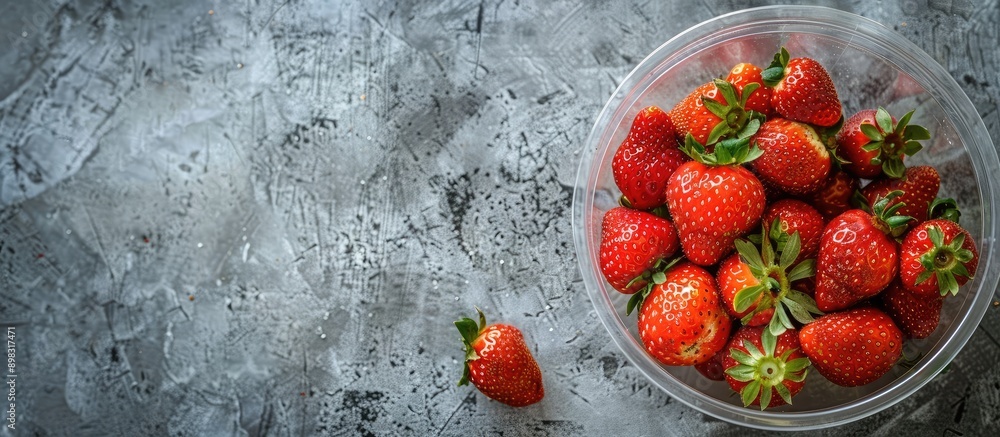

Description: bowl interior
[575,6,998,430]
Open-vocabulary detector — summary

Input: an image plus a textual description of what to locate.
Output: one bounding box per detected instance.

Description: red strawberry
[751,117,835,195]
[723,326,810,410]
[726,63,773,117]
[456,308,543,407]
[861,165,940,227]
[899,219,979,297]
[761,47,842,127]
[599,207,680,294]
[807,170,860,220]
[665,137,767,266]
[636,262,733,366]
[761,199,825,263]
[718,230,821,332]
[814,192,911,312]
[718,252,773,326]
[798,307,904,387]
[695,347,729,381]
[879,279,943,339]
[836,107,930,179]
[669,79,762,147]
[612,106,688,209]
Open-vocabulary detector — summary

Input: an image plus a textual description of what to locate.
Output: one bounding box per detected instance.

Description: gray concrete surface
[1,0,999,435]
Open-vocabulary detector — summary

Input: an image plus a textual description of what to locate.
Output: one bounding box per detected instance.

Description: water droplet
[65,229,72,235]
[237,63,244,69]
[21,32,27,38]
[546,305,552,310]
[499,259,504,265]
[368,312,373,317]
[549,328,553,332]
[197,242,203,248]
[366,136,372,140]
[320,334,326,339]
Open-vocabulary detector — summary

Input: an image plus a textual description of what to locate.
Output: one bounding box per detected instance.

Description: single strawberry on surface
[666,135,767,266]
[879,279,942,339]
[669,79,763,147]
[456,308,543,407]
[612,106,688,210]
[836,107,931,179]
[599,206,680,294]
[636,261,733,366]
[723,326,810,410]
[899,218,979,297]
[814,192,912,312]
[761,47,842,127]
[861,165,940,227]
[798,307,904,387]
[751,117,835,195]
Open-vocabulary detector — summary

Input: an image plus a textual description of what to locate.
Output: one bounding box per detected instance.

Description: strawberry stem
[733,224,822,334]
[859,107,931,179]
[725,329,811,410]
[916,225,975,296]
[871,190,914,238]
[455,307,488,386]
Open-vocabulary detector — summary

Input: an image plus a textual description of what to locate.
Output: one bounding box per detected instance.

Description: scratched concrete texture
[1,0,999,435]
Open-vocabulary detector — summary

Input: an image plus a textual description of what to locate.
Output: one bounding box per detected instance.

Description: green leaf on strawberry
[727,227,822,335]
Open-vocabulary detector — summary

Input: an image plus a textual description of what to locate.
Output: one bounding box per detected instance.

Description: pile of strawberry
[599,48,980,410]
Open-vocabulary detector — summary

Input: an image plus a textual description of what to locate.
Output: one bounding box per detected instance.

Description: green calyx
[871,190,914,238]
[455,307,488,386]
[761,47,790,87]
[733,222,822,336]
[724,329,811,410]
[859,107,931,179]
[625,257,683,316]
[915,225,975,296]
[928,197,962,224]
[683,133,764,167]
[700,79,765,146]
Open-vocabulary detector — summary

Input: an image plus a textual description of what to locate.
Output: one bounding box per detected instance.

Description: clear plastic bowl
[572,5,999,430]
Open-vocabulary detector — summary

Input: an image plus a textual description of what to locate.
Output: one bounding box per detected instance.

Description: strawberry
[456,308,543,407]
[760,199,825,263]
[718,230,821,333]
[899,219,979,297]
[751,117,835,195]
[669,79,762,147]
[814,192,911,312]
[635,262,733,366]
[761,47,842,127]
[665,136,767,266]
[878,279,943,339]
[836,107,930,179]
[861,165,940,227]
[695,347,728,381]
[726,63,774,117]
[798,307,904,387]
[599,207,680,294]
[807,170,860,220]
[723,326,810,410]
[612,106,688,209]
